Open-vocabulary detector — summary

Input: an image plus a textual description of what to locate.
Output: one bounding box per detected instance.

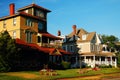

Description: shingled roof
[66,28,96,42]
[15,38,71,56]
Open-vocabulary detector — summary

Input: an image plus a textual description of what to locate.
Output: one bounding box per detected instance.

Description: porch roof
[39,32,62,40]
[80,52,116,57]
[15,38,70,56]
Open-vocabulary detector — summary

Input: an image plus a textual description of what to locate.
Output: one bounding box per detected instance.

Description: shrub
[0,57,10,72]
[99,64,112,68]
[61,61,70,69]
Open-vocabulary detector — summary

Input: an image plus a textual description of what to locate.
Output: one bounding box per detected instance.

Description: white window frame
[12,31,16,39]
[26,31,32,43]
[13,17,16,26]
[82,34,87,40]
[26,18,33,27]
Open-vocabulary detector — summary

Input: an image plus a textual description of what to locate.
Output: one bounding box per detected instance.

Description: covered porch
[80,52,117,68]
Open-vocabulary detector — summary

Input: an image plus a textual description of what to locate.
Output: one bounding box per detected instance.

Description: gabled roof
[15,38,70,56]
[17,3,51,12]
[66,28,96,42]
[67,28,88,38]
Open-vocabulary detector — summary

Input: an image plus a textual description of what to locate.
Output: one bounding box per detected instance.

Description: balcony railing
[41,43,62,49]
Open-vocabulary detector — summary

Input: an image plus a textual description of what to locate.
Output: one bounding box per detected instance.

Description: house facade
[62,25,117,68]
[0,3,71,70]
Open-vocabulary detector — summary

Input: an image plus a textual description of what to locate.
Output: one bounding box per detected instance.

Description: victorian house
[62,25,117,68]
[0,3,70,70]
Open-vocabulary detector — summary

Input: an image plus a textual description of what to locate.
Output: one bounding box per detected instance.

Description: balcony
[37,40,62,49]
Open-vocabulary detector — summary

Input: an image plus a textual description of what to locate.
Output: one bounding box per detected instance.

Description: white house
[62,25,117,68]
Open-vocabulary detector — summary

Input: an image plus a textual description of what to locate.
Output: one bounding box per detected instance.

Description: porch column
[41,36,42,46]
[105,57,107,65]
[99,56,101,65]
[115,57,117,68]
[110,56,112,66]
[93,55,95,67]
[48,38,50,47]
[84,56,86,63]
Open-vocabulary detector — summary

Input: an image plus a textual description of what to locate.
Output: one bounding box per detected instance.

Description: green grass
[0,68,120,80]
[0,75,28,80]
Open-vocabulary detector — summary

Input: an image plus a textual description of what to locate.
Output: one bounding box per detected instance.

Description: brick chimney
[9,3,15,15]
[58,30,61,36]
[72,25,77,35]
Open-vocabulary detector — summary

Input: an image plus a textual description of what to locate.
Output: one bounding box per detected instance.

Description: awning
[39,32,62,40]
[15,38,70,56]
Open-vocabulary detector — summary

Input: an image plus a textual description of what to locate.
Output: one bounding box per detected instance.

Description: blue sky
[0,0,120,39]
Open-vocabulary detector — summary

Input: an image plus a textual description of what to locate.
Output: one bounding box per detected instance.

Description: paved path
[58,73,120,80]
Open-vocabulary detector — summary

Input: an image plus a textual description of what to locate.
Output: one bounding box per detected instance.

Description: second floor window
[26,31,32,43]
[82,34,87,40]
[70,45,74,52]
[38,21,43,30]
[26,18,33,27]
[13,18,16,26]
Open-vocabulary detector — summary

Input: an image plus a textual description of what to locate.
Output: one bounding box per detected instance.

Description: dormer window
[25,10,28,13]
[82,34,87,40]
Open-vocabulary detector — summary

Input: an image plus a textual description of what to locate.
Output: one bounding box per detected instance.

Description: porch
[80,55,117,68]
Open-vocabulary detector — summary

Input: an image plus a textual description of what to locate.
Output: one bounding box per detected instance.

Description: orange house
[0,3,71,70]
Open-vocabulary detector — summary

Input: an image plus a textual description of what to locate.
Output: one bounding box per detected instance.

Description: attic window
[82,34,87,40]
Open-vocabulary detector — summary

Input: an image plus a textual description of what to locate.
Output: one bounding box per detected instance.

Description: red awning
[40,32,62,40]
[15,39,70,56]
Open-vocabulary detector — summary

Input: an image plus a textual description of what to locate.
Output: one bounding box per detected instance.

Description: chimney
[58,30,61,36]
[72,25,77,35]
[9,3,15,15]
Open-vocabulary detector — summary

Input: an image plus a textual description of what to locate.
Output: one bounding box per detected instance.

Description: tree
[0,31,17,72]
[101,34,119,52]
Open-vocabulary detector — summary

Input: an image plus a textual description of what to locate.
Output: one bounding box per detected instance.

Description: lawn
[0,68,120,80]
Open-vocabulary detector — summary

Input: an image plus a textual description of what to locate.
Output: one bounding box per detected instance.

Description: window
[82,34,87,40]
[36,10,44,18]
[12,31,16,39]
[26,31,32,43]
[62,46,66,51]
[26,18,33,27]
[3,20,6,28]
[13,17,16,26]
[38,21,43,30]
[70,45,74,52]
[97,45,100,51]
[91,44,94,51]
[37,36,41,43]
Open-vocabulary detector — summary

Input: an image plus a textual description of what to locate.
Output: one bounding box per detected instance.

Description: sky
[0,0,120,39]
